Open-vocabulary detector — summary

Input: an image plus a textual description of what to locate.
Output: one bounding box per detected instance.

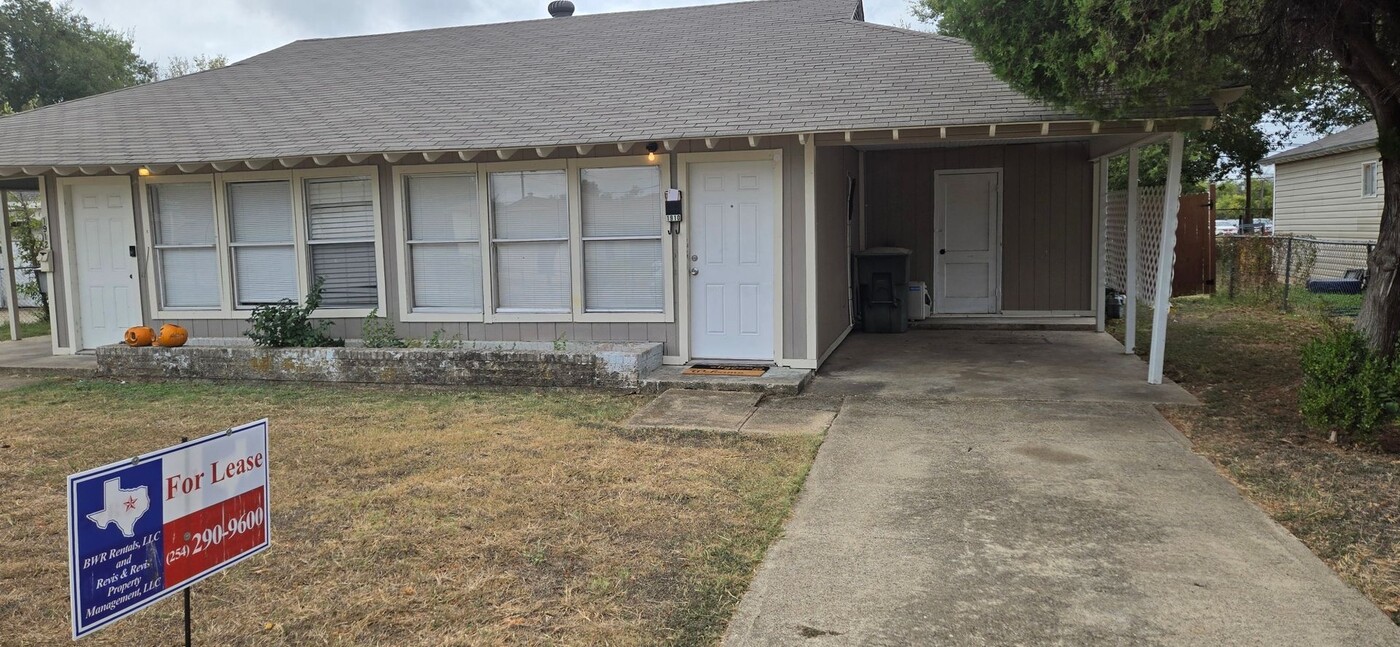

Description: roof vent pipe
[548,1,575,17]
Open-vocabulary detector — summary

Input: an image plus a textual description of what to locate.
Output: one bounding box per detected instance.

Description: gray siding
[814,146,857,357]
[863,142,1093,312]
[138,137,811,361]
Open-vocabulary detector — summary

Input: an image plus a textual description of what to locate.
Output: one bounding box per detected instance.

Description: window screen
[305,177,377,308]
[405,174,482,312]
[227,181,297,307]
[580,166,664,312]
[490,170,569,312]
[150,182,219,309]
[1363,163,1379,197]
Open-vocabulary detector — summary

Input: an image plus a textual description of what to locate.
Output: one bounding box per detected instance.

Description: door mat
[683,364,770,377]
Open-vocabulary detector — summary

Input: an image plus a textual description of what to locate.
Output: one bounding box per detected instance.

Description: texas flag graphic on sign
[84,478,151,538]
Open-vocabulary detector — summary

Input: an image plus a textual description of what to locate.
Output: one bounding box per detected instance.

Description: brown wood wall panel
[864,142,1092,312]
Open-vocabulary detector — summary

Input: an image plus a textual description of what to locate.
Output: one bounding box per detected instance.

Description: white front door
[71,181,142,349]
[933,169,1001,314]
[688,160,775,361]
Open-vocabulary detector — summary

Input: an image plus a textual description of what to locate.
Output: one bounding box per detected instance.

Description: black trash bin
[855,247,912,333]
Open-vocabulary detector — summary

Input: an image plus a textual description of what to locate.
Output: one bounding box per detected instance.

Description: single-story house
[1263,121,1383,242]
[0,0,1224,381]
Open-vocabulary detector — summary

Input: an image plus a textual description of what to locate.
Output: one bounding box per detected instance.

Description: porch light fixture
[646,141,659,162]
[138,167,152,176]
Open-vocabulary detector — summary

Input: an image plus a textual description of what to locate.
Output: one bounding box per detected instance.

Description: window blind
[150,182,219,309]
[305,177,377,308]
[406,175,482,312]
[490,170,569,312]
[579,166,664,312]
[227,180,297,307]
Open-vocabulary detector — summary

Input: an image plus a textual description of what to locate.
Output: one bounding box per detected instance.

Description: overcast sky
[65,0,920,63]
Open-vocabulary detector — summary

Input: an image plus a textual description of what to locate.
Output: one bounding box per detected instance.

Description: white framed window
[1362,162,1380,198]
[148,181,220,310]
[578,165,665,313]
[140,166,384,318]
[227,179,298,308]
[390,156,672,324]
[304,176,378,308]
[403,172,484,314]
[489,167,570,315]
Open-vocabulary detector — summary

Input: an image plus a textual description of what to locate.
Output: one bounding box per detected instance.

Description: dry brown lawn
[0,381,820,646]
[1111,298,1399,624]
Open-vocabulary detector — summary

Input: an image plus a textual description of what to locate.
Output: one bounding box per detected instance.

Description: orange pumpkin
[154,323,189,348]
[124,326,155,347]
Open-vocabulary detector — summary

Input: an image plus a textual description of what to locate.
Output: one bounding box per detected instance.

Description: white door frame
[56,175,143,353]
[676,150,786,366]
[932,167,1003,315]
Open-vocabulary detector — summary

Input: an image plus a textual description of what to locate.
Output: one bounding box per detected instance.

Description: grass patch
[0,381,821,645]
[1110,297,1399,624]
[0,319,50,340]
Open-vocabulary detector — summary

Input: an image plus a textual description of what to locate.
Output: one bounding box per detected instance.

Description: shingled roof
[1261,121,1379,166]
[0,0,1210,168]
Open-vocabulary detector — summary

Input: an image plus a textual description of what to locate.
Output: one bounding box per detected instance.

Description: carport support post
[1095,159,1108,332]
[1124,148,1141,354]
[0,191,20,341]
[1147,132,1186,385]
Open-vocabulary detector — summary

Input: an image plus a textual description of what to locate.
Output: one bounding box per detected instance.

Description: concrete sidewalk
[723,332,1400,646]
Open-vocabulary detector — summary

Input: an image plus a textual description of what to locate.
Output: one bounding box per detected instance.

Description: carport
[815,124,1197,385]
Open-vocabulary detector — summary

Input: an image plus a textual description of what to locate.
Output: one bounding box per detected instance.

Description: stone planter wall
[96,339,663,390]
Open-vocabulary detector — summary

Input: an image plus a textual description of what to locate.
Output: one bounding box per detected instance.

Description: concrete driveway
[724,331,1400,646]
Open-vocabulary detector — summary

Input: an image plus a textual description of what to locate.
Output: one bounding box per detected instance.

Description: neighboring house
[0,0,1218,370]
[1263,121,1383,242]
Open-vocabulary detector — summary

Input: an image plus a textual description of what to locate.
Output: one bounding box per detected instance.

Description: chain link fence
[0,264,51,339]
[1216,235,1373,316]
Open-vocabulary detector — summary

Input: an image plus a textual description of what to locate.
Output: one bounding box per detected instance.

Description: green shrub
[245,278,343,348]
[1299,325,1400,442]
[361,309,406,348]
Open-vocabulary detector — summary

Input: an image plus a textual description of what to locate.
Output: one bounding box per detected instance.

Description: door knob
[939,249,947,255]
[690,268,699,276]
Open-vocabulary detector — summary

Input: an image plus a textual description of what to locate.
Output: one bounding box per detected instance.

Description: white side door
[688,160,775,361]
[933,170,1001,314]
[71,181,142,349]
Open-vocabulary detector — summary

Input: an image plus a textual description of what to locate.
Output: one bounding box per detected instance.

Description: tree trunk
[1356,150,1400,352]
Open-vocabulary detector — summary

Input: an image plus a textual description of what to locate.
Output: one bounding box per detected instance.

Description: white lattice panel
[1103,186,1168,304]
[1105,191,1127,292]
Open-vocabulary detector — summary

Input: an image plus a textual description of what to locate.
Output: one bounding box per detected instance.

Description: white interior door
[72,181,142,349]
[688,160,774,361]
[933,170,1000,314]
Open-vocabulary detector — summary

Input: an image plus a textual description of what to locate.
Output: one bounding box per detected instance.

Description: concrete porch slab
[0,336,95,377]
[625,390,761,432]
[911,316,1098,331]
[639,365,813,395]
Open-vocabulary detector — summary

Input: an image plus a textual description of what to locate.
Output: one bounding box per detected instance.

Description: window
[149,182,219,309]
[227,180,297,308]
[580,166,664,312]
[405,174,482,313]
[304,176,377,308]
[1363,162,1380,198]
[490,170,569,313]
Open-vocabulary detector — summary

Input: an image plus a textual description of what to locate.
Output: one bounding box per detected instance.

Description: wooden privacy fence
[1106,187,1216,303]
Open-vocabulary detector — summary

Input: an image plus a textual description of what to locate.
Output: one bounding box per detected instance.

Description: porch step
[910,317,1096,332]
[639,365,813,396]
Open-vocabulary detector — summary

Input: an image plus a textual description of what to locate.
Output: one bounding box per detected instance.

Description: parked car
[1216,219,1240,235]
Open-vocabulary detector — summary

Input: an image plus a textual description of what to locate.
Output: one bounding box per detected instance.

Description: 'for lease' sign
[67,420,270,639]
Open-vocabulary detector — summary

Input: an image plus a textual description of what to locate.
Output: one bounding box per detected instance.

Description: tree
[0,0,154,109]
[159,54,228,80]
[917,0,1400,353]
